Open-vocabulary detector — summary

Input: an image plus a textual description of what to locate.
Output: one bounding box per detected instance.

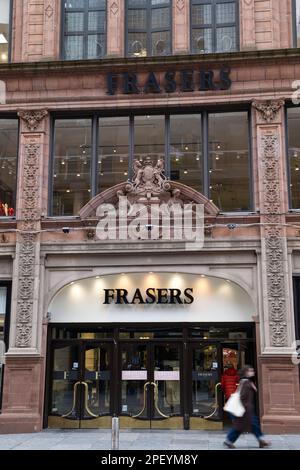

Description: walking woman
[224,365,271,449]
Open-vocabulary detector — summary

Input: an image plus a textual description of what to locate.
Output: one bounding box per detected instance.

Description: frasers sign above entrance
[48,273,254,324]
[107,68,231,95]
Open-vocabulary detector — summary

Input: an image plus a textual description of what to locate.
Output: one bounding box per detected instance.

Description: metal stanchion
[111,416,119,450]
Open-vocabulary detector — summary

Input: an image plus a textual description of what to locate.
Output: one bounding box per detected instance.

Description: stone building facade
[0,0,299,434]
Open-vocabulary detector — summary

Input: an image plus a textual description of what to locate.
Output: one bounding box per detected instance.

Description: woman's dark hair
[238,365,253,378]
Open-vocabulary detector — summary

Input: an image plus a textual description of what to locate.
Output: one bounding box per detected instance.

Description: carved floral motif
[252,100,284,123]
[260,130,288,347]
[18,110,48,132]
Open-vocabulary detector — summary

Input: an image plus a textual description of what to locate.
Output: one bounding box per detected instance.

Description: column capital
[18,109,48,133]
[252,99,285,124]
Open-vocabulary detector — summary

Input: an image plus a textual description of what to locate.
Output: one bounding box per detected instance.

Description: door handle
[81,381,99,418]
[131,381,151,418]
[62,381,81,418]
[151,381,170,419]
[202,382,221,419]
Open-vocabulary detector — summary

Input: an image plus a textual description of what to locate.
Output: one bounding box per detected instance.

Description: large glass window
[209,112,250,212]
[63,0,106,60]
[191,0,238,54]
[294,0,300,47]
[126,0,171,57]
[51,111,251,215]
[170,114,203,192]
[134,115,165,161]
[98,117,130,192]
[0,119,18,217]
[287,107,300,208]
[0,0,11,63]
[52,119,92,216]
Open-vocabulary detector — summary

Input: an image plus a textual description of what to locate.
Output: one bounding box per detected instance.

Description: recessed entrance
[45,324,256,430]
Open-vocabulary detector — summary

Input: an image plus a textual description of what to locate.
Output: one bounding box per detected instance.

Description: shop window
[0,0,11,63]
[191,0,238,54]
[294,0,300,47]
[0,282,11,410]
[0,118,18,217]
[51,110,251,216]
[62,0,106,60]
[52,118,92,216]
[98,117,130,192]
[126,0,172,57]
[209,112,250,212]
[170,114,203,192]
[134,115,165,161]
[287,107,300,208]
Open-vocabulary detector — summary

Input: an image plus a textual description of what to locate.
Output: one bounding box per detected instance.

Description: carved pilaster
[253,99,293,352]
[9,111,48,353]
[239,0,256,51]
[107,0,124,57]
[173,0,190,54]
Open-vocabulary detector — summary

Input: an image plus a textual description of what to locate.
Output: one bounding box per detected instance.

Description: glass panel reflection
[121,345,148,417]
[288,107,300,208]
[154,345,181,417]
[0,119,18,216]
[192,345,221,419]
[84,346,110,417]
[52,119,92,216]
[170,114,202,191]
[0,0,10,63]
[209,112,250,212]
[134,115,165,163]
[98,117,129,192]
[50,345,80,419]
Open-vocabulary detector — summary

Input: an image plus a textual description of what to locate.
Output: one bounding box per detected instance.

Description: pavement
[0,429,299,450]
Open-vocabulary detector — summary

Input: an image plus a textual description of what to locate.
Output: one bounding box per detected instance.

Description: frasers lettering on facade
[103,288,194,305]
[107,68,231,95]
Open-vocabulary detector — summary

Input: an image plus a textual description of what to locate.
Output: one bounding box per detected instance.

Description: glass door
[48,343,81,428]
[48,342,112,429]
[119,342,183,429]
[189,343,223,430]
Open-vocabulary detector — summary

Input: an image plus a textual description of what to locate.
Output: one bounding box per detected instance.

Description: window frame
[49,107,253,217]
[60,0,107,61]
[286,104,300,210]
[125,0,172,58]
[293,0,299,48]
[190,0,239,54]
[0,114,19,220]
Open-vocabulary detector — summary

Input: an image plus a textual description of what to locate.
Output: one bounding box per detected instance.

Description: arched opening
[46,273,256,431]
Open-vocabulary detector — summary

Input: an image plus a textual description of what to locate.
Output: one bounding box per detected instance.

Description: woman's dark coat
[232,379,256,432]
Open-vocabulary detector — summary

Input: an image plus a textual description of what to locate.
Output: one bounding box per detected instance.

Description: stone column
[253,100,300,433]
[0,110,48,433]
[239,0,256,51]
[253,99,293,353]
[107,0,124,57]
[173,0,190,54]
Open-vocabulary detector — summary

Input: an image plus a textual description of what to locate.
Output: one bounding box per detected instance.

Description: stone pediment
[79,158,219,219]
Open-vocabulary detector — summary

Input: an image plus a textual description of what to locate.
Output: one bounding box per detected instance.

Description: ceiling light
[0,34,7,44]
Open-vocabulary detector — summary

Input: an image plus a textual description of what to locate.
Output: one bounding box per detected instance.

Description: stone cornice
[1,48,300,76]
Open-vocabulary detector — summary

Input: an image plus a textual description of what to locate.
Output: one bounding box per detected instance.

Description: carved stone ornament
[110,1,119,15]
[260,131,288,347]
[15,141,41,348]
[252,100,285,123]
[176,0,185,11]
[18,110,48,132]
[125,158,171,199]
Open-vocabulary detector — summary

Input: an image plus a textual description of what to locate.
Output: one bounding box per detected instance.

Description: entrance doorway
[48,341,112,429]
[45,323,256,430]
[120,342,182,429]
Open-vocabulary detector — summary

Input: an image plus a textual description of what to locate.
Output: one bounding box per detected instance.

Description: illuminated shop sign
[107,68,231,95]
[103,288,194,305]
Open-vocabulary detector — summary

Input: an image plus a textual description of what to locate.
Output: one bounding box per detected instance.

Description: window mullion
[202,111,209,198]
[92,116,98,197]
